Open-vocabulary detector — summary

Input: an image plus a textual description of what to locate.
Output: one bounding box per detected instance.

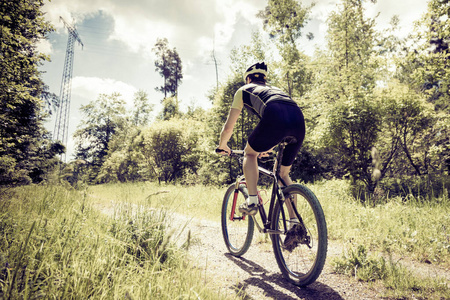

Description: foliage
[96,131,145,183]
[258,0,312,44]
[257,0,314,98]
[379,84,440,176]
[73,93,128,181]
[2,0,449,206]
[289,145,328,184]
[152,38,183,99]
[397,0,450,176]
[327,97,381,192]
[332,244,450,299]
[131,90,154,126]
[333,244,388,281]
[408,0,450,112]
[0,185,228,299]
[158,96,180,121]
[136,118,204,184]
[0,0,62,185]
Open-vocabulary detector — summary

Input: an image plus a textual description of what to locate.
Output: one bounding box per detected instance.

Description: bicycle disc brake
[283,224,311,252]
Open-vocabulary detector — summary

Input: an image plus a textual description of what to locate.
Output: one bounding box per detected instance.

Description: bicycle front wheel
[271,184,327,287]
[221,183,254,256]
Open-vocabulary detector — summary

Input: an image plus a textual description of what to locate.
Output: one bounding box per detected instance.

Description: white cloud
[72,76,138,108]
[36,38,53,55]
[42,0,265,62]
[366,0,428,38]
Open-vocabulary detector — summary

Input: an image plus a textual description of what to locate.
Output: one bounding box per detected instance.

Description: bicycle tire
[221,183,254,256]
[271,184,327,287]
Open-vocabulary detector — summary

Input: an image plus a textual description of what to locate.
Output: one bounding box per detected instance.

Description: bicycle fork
[229,175,246,222]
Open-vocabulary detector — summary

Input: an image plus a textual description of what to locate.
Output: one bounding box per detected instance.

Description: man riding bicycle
[217,62,305,218]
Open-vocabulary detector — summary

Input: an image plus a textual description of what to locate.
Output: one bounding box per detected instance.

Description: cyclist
[217,62,305,217]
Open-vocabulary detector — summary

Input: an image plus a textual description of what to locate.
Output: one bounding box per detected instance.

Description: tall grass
[333,244,449,299]
[0,185,229,299]
[309,179,450,266]
[4,179,447,298]
[89,180,450,267]
[88,180,450,298]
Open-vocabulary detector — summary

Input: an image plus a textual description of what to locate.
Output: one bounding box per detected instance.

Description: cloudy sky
[38,0,428,159]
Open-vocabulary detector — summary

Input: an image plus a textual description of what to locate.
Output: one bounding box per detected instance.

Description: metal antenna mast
[53,16,83,161]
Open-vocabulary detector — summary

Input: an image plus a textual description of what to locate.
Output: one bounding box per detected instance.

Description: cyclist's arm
[218,108,241,154]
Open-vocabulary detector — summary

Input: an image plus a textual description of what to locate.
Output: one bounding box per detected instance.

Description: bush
[378,174,450,202]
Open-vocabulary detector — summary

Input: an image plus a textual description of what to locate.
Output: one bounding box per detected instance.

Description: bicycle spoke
[221,184,254,256]
[271,184,327,287]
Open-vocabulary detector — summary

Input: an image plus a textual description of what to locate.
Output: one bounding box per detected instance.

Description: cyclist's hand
[215,146,231,156]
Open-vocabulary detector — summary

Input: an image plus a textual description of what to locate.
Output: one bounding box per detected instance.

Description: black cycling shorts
[248,101,305,166]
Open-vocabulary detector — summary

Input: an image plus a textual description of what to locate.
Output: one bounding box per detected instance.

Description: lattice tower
[53,16,83,161]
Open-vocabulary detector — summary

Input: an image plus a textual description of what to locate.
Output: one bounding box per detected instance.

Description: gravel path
[167,213,382,300]
[96,201,449,300]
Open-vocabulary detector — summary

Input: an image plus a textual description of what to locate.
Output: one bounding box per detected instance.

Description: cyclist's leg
[280,138,303,220]
[243,143,259,196]
[280,165,297,219]
[280,165,294,186]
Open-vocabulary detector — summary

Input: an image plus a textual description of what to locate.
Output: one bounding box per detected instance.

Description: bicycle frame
[229,142,302,235]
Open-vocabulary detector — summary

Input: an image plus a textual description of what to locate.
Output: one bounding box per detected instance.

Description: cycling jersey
[230,82,305,166]
[231,83,297,118]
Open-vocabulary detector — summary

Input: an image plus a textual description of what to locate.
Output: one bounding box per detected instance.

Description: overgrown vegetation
[1,176,448,298]
[90,181,449,299]
[63,0,448,205]
[332,244,449,299]
[0,0,63,185]
[2,0,448,206]
[0,185,229,299]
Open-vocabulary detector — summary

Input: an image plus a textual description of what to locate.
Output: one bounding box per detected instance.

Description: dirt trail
[96,202,449,299]
[167,213,381,300]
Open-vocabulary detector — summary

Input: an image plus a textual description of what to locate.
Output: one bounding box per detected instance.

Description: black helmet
[243,62,267,81]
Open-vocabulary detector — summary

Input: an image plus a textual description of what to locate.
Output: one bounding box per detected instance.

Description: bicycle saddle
[282,136,297,145]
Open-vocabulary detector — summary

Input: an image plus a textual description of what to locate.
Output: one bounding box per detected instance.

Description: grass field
[88,180,450,268]
[1,180,449,299]
[0,184,230,299]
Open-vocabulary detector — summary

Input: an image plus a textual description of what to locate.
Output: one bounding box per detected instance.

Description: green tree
[0,0,61,185]
[73,93,127,181]
[258,0,314,98]
[131,90,153,126]
[412,0,450,111]
[316,0,382,197]
[96,128,146,183]
[138,119,203,183]
[327,97,381,192]
[379,84,437,176]
[152,38,183,99]
[398,0,450,175]
[158,96,180,121]
[229,31,268,74]
[258,0,312,45]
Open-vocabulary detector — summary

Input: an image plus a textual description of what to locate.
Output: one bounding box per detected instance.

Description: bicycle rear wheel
[271,184,327,287]
[221,183,254,256]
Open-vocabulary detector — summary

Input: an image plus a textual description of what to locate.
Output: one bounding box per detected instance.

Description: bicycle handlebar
[215,148,244,157]
[215,148,275,160]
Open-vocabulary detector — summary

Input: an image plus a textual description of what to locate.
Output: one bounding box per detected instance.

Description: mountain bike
[217,138,327,287]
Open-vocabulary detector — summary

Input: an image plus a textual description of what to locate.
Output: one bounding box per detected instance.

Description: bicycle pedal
[238,203,259,215]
